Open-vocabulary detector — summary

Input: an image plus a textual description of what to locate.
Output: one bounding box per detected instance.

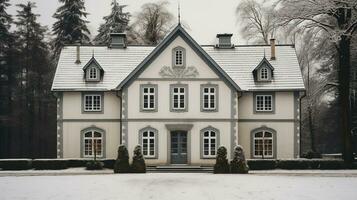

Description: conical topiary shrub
[114,145,130,173]
[131,145,146,173]
[214,146,230,174]
[230,145,249,174]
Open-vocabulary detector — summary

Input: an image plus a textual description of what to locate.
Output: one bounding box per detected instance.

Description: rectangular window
[142,130,156,158]
[202,86,217,110]
[255,95,273,112]
[175,50,183,66]
[172,87,185,110]
[142,86,156,110]
[202,130,217,158]
[84,94,102,112]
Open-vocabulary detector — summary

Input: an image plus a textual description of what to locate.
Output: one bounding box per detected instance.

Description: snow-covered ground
[0,172,357,200]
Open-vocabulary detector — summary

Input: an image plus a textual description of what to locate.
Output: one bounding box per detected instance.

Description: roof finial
[178,1,181,25]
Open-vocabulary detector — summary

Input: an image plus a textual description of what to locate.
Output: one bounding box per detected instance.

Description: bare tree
[129,1,174,45]
[276,0,357,163]
[236,0,279,44]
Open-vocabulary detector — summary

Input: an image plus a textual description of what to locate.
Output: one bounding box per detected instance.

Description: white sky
[8,0,245,44]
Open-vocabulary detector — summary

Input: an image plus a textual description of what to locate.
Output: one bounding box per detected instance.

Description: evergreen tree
[214,146,230,174]
[131,145,146,173]
[52,0,90,58]
[230,145,249,174]
[114,145,130,173]
[94,0,130,45]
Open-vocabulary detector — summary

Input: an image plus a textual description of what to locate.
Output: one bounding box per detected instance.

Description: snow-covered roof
[52,44,305,92]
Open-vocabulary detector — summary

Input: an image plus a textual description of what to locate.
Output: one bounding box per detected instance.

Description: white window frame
[260,67,269,80]
[253,131,274,158]
[142,86,156,110]
[88,67,98,80]
[83,130,103,158]
[202,130,217,158]
[172,86,186,110]
[175,49,183,66]
[141,130,156,158]
[255,95,273,112]
[84,94,102,112]
[202,86,216,110]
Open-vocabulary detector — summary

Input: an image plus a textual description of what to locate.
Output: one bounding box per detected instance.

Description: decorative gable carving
[159,65,199,78]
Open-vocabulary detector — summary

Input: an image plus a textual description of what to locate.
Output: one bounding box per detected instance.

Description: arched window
[253,130,274,158]
[89,67,98,80]
[201,127,219,158]
[260,67,268,80]
[172,46,185,67]
[83,129,103,157]
[139,128,158,158]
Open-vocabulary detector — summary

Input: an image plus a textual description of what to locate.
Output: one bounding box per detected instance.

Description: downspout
[299,91,307,157]
[237,91,243,146]
[116,90,123,145]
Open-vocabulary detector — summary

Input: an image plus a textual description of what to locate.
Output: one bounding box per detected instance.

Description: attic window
[88,67,98,80]
[253,57,274,82]
[83,57,104,82]
[173,46,185,67]
[260,68,269,80]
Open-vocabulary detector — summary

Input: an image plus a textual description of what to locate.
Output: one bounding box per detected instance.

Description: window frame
[251,128,276,159]
[259,67,269,81]
[81,127,105,158]
[140,84,158,112]
[201,84,219,112]
[85,65,101,82]
[253,92,275,114]
[139,127,158,159]
[172,46,186,68]
[170,84,188,112]
[82,92,104,113]
[200,127,220,159]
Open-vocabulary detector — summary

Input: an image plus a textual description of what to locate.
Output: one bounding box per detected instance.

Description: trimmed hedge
[103,159,115,169]
[32,159,68,170]
[247,159,277,170]
[0,159,32,170]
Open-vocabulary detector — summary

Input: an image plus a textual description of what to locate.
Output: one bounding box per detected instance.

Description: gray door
[171,131,187,164]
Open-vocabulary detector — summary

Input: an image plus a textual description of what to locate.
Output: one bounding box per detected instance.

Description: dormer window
[173,46,185,67]
[83,56,104,82]
[253,57,274,82]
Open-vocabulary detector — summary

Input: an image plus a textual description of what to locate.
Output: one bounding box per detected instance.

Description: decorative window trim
[258,67,270,81]
[139,126,158,159]
[81,92,104,113]
[200,126,220,159]
[86,67,100,81]
[140,84,158,112]
[250,126,277,159]
[172,46,186,68]
[253,92,275,114]
[170,84,188,112]
[200,84,219,112]
[80,126,106,158]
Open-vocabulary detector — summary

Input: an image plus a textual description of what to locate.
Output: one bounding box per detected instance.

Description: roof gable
[116,24,241,91]
[253,57,275,72]
[82,56,104,72]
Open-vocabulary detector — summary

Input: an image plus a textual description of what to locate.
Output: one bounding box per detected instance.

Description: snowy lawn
[1,173,357,200]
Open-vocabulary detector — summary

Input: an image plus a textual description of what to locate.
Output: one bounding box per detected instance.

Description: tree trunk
[338,35,353,164]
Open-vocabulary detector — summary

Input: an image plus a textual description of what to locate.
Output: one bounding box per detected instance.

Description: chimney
[75,44,81,64]
[110,33,127,48]
[216,33,234,48]
[270,39,276,60]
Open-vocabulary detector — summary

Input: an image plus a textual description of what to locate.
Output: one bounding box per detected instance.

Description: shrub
[67,159,89,168]
[214,146,230,174]
[277,160,310,169]
[85,160,104,170]
[32,159,68,170]
[247,159,277,170]
[0,159,32,170]
[131,145,146,173]
[114,145,130,173]
[102,159,115,169]
[230,145,249,174]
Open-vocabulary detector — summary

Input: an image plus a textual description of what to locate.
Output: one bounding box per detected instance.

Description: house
[51,24,305,165]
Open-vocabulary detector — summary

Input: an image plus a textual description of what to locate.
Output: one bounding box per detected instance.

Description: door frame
[165,124,193,165]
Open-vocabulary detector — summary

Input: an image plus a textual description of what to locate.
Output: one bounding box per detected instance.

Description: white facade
[53,25,304,165]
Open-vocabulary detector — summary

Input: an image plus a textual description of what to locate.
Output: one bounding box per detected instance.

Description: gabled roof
[116,24,241,91]
[253,57,275,72]
[82,56,104,72]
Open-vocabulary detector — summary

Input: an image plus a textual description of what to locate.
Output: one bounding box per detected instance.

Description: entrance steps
[147,165,213,173]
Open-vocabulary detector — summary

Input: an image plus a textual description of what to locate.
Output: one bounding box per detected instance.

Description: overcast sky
[8,0,244,44]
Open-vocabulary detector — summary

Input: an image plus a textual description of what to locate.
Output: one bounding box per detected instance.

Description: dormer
[253,57,274,82]
[83,56,104,82]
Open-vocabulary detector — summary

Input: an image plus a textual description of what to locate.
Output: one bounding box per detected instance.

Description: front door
[171,131,187,164]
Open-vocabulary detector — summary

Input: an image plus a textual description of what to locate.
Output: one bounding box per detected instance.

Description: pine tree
[214,146,230,174]
[114,145,130,173]
[52,0,90,58]
[230,145,249,174]
[131,145,146,173]
[94,0,130,45]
